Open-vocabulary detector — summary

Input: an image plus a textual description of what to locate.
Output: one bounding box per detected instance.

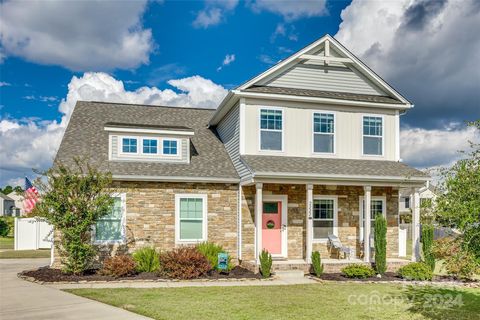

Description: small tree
[374,214,387,275]
[32,158,114,274]
[259,249,273,278]
[435,121,480,269]
[422,224,435,271]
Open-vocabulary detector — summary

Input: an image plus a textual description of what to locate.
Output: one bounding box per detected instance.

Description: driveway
[0,259,151,320]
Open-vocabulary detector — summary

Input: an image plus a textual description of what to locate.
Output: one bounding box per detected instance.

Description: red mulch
[20,265,260,283]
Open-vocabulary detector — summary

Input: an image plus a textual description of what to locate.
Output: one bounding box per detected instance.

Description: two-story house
[54,35,428,270]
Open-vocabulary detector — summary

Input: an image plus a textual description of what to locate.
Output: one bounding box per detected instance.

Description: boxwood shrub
[398,262,433,281]
[341,264,375,279]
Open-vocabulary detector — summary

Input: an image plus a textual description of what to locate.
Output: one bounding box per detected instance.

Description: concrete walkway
[0,259,151,320]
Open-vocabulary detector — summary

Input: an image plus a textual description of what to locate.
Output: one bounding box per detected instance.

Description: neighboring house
[0,192,16,216]
[54,35,428,269]
[6,192,25,216]
[399,181,437,223]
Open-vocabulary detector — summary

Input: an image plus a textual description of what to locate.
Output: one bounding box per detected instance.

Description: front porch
[238,182,421,271]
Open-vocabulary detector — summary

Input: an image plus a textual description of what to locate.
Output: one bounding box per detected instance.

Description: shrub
[159,247,212,279]
[432,237,460,259]
[0,219,10,237]
[444,250,480,280]
[311,251,324,277]
[259,249,273,278]
[398,262,433,281]
[422,224,435,271]
[132,247,160,273]
[341,264,375,279]
[100,255,136,277]
[196,242,232,271]
[374,214,387,275]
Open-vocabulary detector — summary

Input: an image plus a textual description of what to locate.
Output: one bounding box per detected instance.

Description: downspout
[237,184,242,261]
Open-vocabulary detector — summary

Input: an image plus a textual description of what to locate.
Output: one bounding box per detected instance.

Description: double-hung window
[312,197,337,241]
[122,138,137,153]
[313,113,335,153]
[163,139,178,155]
[176,195,207,243]
[363,116,383,155]
[260,108,283,151]
[142,139,158,154]
[360,197,386,241]
[94,195,125,243]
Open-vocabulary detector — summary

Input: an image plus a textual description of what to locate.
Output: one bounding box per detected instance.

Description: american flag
[23,177,39,213]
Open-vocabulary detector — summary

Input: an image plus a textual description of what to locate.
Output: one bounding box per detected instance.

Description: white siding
[216,103,252,179]
[242,98,397,161]
[110,134,190,163]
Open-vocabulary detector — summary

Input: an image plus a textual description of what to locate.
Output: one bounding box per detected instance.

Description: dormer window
[122,138,137,153]
[143,139,158,154]
[163,139,178,155]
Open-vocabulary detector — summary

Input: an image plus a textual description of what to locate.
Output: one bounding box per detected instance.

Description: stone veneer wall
[53,181,238,267]
[240,184,399,262]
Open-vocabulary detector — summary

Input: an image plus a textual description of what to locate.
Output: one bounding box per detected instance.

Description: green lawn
[0,248,50,259]
[0,237,14,249]
[67,283,480,320]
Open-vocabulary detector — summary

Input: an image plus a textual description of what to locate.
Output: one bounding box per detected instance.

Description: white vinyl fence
[14,217,53,250]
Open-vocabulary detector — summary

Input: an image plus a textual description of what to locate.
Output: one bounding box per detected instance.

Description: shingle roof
[55,101,239,181]
[241,155,427,180]
[243,85,403,105]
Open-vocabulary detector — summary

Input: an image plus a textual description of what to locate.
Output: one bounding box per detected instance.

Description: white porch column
[363,186,372,262]
[412,188,421,262]
[255,183,263,264]
[306,184,313,263]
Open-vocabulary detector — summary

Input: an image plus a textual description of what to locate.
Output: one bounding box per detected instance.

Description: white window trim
[161,138,181,157]
[361,114,385,157]
[119,136,140,155]
[92,193,127,245]
[312,195,338,243]
[142,138,159,155]
[117,135,182,159]
[312,111,336,155]
[175,194,208,244]
[258,106,285,153]
[359,196,386,241]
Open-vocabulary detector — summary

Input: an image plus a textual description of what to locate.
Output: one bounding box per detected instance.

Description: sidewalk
[0,258,151,320]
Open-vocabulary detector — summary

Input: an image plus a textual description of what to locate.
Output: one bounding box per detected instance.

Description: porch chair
[327,234,352,259]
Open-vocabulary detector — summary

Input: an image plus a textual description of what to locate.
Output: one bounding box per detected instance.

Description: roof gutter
[112,175,240,184]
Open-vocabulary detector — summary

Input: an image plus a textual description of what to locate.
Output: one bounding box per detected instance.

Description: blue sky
[0,0,479,187]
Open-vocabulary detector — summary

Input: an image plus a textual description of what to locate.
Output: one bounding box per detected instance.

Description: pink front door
[262,201,282,255]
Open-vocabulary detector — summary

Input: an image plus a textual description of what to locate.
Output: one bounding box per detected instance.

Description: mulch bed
[20,265,261,283]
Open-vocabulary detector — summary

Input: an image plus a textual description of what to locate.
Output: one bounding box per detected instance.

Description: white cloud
[335,0,480,127]
[400,124,479,169]
[193,0,238,28]
[0,81,11,87]
[250,0,328,21]
[0,72,228,185]
[217,54,236,71]
[0,0,154,71]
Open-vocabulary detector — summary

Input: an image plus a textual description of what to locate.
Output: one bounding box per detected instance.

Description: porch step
[274,270,305,279]
[272,260,310,274]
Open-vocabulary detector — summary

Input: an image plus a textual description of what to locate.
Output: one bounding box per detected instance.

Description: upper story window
[122,138,137,153]
[143,139,158,154]
[313,113,335,154]
[363,116,383,156]
[260,108,283,151]
[163,139,178,155]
